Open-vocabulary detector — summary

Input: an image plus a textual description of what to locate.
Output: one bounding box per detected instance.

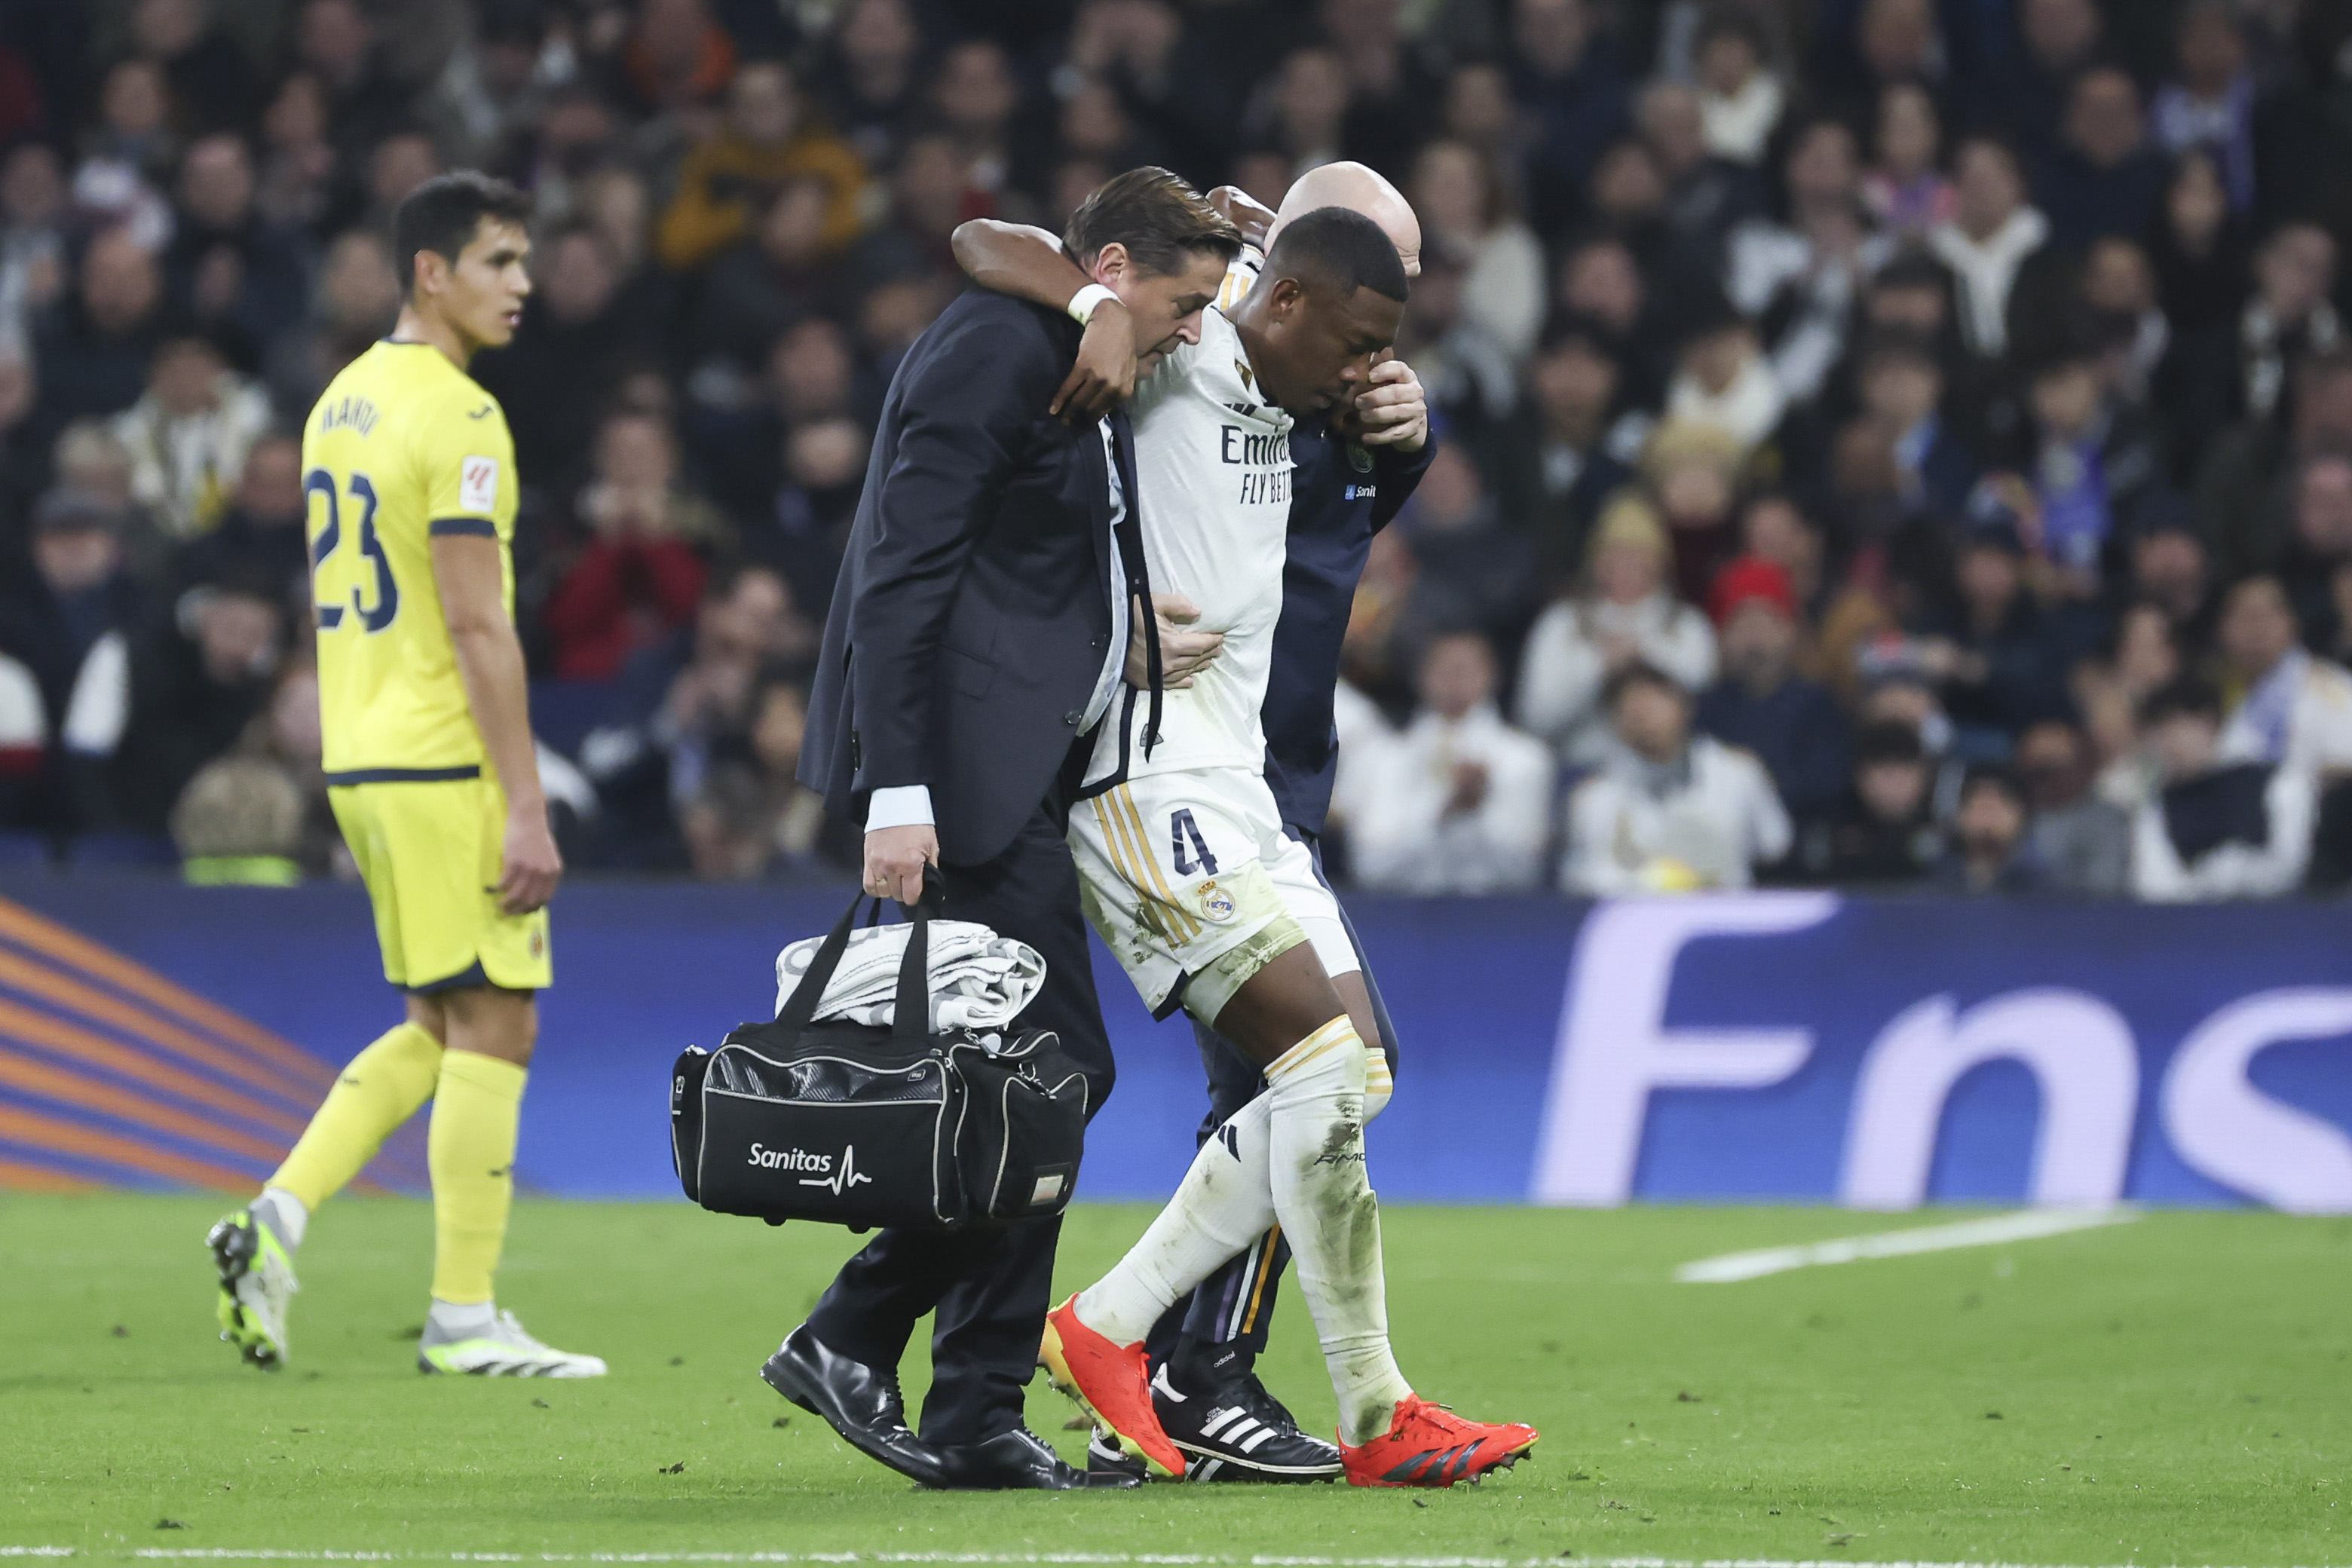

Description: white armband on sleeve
[1067,283,1119,324]
[865,785,936,831]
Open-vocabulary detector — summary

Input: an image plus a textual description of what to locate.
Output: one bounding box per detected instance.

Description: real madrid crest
[1199,879,1237,923]
[1347,443,1374,473]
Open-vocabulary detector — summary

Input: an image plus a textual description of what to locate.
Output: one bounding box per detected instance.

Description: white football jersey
[1087,255,1292,780]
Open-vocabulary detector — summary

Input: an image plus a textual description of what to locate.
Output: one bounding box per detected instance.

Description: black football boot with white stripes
[1086,1341,1342,1483]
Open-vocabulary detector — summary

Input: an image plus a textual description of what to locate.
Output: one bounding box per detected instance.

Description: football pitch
[4,1196,2347,1566]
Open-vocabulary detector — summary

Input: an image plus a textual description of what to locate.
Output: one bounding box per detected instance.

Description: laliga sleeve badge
[1198,880,1237,923]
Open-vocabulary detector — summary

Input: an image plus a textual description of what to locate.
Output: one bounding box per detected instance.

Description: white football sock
[427,1297,497,1340]
[1074,1033,1398,1346]
[1263,1016,1413,1446]
[254,1187,309,1250]
[1076,1094,1276,1345]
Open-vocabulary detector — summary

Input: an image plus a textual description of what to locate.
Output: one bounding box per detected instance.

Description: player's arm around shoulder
[950,217,1137,422]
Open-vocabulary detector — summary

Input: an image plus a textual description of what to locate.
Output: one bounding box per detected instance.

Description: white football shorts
[1068,766,1357,1024]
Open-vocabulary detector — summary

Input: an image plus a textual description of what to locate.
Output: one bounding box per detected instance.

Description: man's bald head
[1268,160,1421,277]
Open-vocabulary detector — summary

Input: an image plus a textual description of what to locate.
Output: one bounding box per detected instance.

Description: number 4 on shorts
[1170,809,1219,877]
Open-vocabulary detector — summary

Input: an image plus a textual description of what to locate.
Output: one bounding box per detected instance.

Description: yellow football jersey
[302,341,518,778]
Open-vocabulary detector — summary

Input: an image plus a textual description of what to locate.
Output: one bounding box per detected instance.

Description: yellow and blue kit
[303,339,550,994]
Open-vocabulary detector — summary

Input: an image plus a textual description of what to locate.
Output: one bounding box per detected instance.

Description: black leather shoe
[760,1325,954,1488]
[937,1426,1140,1490]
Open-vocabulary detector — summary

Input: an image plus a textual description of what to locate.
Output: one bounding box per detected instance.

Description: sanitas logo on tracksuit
[746,1143,874,1196]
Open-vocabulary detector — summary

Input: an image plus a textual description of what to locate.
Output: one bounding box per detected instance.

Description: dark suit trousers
[802,782,1116,1444]
[1147,831,1397,1364]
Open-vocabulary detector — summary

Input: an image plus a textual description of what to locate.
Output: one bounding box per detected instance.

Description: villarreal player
[207,173,602,1377]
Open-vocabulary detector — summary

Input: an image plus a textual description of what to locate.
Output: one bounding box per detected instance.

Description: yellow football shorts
[327,770,552,994]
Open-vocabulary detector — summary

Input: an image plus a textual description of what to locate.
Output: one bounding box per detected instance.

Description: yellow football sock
[268,1023,445,1211]
[427,1050,526,1306]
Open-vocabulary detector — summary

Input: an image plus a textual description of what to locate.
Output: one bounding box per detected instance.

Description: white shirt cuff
[864,784,935,831]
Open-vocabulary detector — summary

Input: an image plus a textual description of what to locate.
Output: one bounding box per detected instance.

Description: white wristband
[1067,283,1119,324]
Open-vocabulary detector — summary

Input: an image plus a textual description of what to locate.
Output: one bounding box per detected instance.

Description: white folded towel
[773,918,1047,1032]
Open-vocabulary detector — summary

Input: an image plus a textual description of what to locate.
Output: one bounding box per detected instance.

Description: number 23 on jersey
[307,467,399,632]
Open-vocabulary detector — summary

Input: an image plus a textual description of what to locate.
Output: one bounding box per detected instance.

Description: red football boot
[1340,1395,1539,1488]
[1038,1295,1186,1477]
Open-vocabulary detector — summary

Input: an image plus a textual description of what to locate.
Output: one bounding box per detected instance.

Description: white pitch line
[0,1559,2143,1568]
[1674,1207,2141,1284]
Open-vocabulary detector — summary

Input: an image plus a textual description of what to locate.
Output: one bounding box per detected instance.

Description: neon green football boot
[207,1209,298,1368]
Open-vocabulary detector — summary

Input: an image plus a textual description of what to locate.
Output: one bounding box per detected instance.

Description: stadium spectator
[1922,524,2073,747]
[2074,600,2185,779]
[265,228,402,421]
[2017,717,2132,896]
[2213,576,2352,776]
[1695,556,1848,827]
[254,72,339,234]
[2007,0,2106,160]
[2150,2,2260,213]
[127,0,260,139]
[2200,350,2352,582]
[173,432,307,609]
[655,60,865,274]
[32,229,176,451]
[678,667,847,881]
[1509,0,1632,234]
[1803,718,1943,887]
[0,488,141,807]
[2235,223,2340,431]
[816,0,923,172]
[1863,81,1953,238]
[1928,136,2060,362]
[1692,10,1782,167]
[686,177,848,372]
[1723,119,1874,407]
[541,410,723,681]
[2032,66,2166,251]
[1489,327,1633,590]
[104,574,286,835]
[2017,336,2166,586]
[110,335,271,540]
[1561,660,1790,894]
[1935,765,2048,894]
[1408,139,1545,370]
[1857,332,1977,522]
[1347,631,1553,896]
[2280,453,2352,661]
[295,0,413,156]
[0,142,69,347]
[1518,492,1716,767]
[2131,675,2314,900]
[165,133,310,354]
[475,223,656,488]
[1393,443,1533,658]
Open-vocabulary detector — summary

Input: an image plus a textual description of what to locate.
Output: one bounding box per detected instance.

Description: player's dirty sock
[428,1050,526,1306]
[1075,1034,1394,1347]
[268,1022,445,1212]
[1076,1095,1278,1344]
[1263,1015,1413,1447]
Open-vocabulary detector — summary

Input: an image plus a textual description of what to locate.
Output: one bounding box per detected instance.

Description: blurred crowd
[2,0,2352,899]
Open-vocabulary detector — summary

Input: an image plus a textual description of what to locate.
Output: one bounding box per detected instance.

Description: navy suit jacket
[799,290,1142,865]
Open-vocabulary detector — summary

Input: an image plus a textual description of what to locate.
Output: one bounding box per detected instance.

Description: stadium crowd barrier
[1,877,2348,1211]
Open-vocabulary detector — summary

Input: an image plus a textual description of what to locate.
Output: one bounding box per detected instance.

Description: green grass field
[3,1195,2347,1566]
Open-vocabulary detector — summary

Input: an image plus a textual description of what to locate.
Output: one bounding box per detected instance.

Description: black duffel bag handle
[773,873,939,1041]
